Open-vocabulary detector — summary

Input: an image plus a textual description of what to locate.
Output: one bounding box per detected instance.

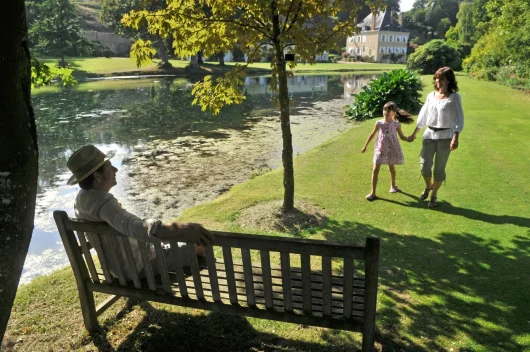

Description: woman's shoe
[365,194,377,201]
[420,188,432,200]
[428,196,438,208]
[389,186,399,193]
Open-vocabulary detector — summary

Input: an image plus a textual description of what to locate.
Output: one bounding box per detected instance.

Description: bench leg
[76,283,98,332]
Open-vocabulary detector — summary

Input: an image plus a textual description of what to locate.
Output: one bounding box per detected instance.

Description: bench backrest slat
[321,255,332,317]
[241,248,256,306]
[168,239,189,297]
[153,243,172,294]
[87,232,113,283]
[186,244,204,299]
[301,253,312,315]
[138,241,156,291]
[77,231,100,284]
[204,245,219,301]
[108,236,127,286]
[222,246,238,305]
[260,250,274,309]
[342,257,354,319]
[119,237,141,289]
[280,252,293,312]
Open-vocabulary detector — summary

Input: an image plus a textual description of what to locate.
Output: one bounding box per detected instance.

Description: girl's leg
[369,164,381,196]
[389,164,396,188]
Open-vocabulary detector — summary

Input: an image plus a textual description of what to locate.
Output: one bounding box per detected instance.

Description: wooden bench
[53,210,380,351]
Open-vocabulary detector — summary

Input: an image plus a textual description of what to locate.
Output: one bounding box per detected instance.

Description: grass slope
[6,76,529,351]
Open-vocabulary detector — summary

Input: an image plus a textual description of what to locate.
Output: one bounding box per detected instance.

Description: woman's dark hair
[78,163,106,190]
[433,66,459,93]
[384,101,414,124]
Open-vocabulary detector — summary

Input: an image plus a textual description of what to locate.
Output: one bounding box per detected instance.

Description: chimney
[371,13,376,31]
[398,12,404,26]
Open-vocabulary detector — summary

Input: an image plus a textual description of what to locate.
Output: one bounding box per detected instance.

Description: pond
[23,73,378,285]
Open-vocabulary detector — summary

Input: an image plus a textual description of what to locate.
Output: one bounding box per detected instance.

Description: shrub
[406,39,461,74]
[344,69,423,121]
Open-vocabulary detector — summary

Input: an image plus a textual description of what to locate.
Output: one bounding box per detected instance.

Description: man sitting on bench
[66,144,214,280]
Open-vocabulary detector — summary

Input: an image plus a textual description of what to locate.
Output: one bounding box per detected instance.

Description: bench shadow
[320,220,530,351]
[90,301,361,352]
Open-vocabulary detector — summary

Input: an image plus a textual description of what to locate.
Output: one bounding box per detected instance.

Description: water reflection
[24,73,377,285]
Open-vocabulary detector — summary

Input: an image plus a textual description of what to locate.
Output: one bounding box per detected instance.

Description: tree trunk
[197,51,204,64]
[157,37,171,68]
[218,52,225,66]
[0,0,38,343]
[272,2,294,211]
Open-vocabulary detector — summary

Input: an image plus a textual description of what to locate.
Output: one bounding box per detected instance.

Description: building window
[403,37,408,42]
[388,47,393,53]
[357,48,362,55]
[388,35,393,42]
[349,37,354,43]
[380,46,385,53]
[350,48,354,54]
[395,47,400,53]
[357,36,361,42]
[402,47,407,54]
[381,35,386,42]
[396,36,401,42]
[363,45,366,52]
[362,35,367,42]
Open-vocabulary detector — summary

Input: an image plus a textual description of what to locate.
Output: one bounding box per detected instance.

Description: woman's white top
[416,91,464,140]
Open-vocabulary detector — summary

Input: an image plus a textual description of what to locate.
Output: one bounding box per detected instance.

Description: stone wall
[80,31,132,56]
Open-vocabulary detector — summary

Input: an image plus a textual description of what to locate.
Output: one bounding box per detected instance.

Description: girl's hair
[433,66,459,93]
[383,101,414,124]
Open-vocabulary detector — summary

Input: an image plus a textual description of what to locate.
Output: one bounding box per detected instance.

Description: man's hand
[173,223,215,246]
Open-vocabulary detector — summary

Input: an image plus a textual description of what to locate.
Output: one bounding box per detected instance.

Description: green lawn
[38,57,405,77]
[6,76,530,351]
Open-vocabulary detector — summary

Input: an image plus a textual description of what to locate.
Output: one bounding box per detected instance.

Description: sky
[401,0,415,12]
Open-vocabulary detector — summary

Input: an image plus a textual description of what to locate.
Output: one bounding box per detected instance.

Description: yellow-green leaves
[191,72,246,115]
[130,39,157,68]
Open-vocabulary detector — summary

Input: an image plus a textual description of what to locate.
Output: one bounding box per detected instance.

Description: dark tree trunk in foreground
[272,2,294,211]
[218,52,225,66]
[0,0,38,343]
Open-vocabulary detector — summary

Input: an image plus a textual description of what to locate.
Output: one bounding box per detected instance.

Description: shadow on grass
[320,220,530,351]
[90,302,360,352]
[377,192,530,228]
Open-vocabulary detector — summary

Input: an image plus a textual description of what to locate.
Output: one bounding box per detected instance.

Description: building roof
[358,9,407,32]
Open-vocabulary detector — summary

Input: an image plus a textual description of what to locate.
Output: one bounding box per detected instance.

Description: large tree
[0,0,38,342]
[123,0,384,211]
[28,0,94,66]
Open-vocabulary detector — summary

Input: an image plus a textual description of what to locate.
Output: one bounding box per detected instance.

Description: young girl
[361,101,414,200]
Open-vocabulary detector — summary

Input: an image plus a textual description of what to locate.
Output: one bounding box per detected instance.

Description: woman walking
[409,67,464,208]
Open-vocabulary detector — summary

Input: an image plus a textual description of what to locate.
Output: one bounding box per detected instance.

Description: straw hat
[67,145,115,185]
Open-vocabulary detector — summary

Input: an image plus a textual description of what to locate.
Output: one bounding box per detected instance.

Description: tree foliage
[28,0,95,64]
[463,0,530,87]
[407,39,461,74]
[344,69,423,121]
[122,0,385,210]
[30,57,76,88]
